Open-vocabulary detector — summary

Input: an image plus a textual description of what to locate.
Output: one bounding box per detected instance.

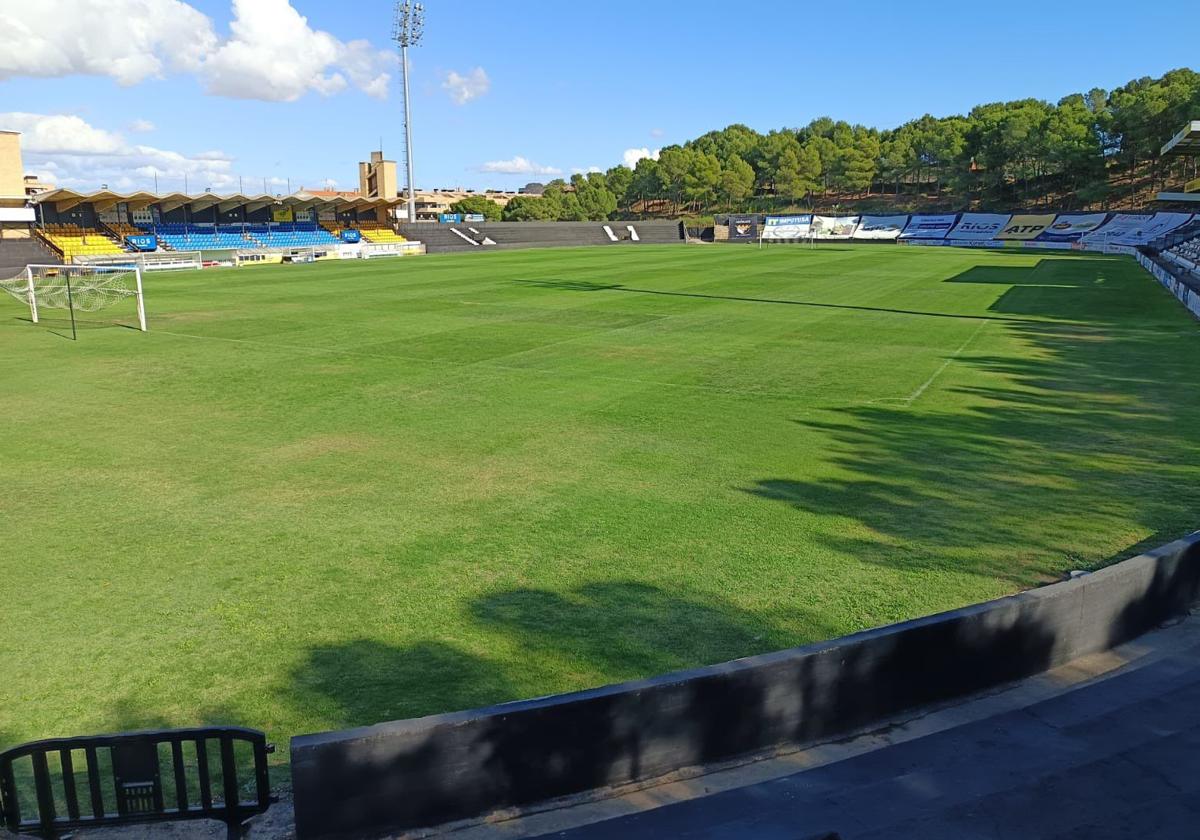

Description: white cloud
[0,0,217,86]
[338,39,393,100]
[0,113,124,154]
[0,0,393,102]
[479,156,562,176]
[202,0,392,102]
[571,166,603,175]
[650,128,665,138]
[442,67,490,105]
[129,119,156,133]
[623,147,661,168]
[1,112,238,193]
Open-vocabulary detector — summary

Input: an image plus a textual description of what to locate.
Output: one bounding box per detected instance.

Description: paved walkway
[527,615,1200,840]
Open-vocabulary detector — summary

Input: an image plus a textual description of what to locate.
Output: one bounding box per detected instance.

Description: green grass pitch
[3,244,1199,772]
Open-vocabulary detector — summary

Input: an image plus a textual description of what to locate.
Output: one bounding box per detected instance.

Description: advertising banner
[853,215,908,240]
[1021,241,1076,250]
[812,215,860,239]
[126,234,158,252]
[997,214,1057,240]
[340,229,362,244]
[1080,214,1152,247]
[439,213,463,224]
[762,215,813,239]
[899,214,957,239]
[271,206,295,223]
[948,213,1010,242]
[1082,213,1195,247]
[318,208,336,222]
[1112,212,1194,245]
[294,209,314,223]
[729,216,758,240]
[464,213,486,223]
[1035,213,1109,243]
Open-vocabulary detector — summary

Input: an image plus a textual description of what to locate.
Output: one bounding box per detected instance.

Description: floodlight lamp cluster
[393,1,425,48]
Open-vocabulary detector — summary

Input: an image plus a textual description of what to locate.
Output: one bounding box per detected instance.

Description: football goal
[0,263,147,337]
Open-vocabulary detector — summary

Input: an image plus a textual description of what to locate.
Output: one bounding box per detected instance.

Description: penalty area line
[903,317,993,407]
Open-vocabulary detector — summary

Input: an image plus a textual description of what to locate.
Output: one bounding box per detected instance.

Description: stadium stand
[107,222,142,240]
[354,221,407,244]
[151,224,257,251]
[36,224,128,262]
[321,220,407,244]
[0,235,60,278]
[1159,221,1200,278]
[146,223,340,251]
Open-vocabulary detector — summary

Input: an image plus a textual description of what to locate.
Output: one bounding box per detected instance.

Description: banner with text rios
[762,215,813,239]
[812,216,860,239]
[853,215,908,240]
[997,214,1056,240]
[948,214,1010,241]
[899,214,957,239]
[1035,213,1109,243]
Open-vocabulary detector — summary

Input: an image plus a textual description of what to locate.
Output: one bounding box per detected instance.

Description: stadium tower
[393,1,424,225]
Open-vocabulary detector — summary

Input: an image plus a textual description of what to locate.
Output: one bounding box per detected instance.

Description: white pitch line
[904,317,993,406]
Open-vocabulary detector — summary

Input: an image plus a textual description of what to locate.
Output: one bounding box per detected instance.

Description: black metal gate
[0,727,274,838]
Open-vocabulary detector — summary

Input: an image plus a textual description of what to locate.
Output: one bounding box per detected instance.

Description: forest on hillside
[452,68,1200,221]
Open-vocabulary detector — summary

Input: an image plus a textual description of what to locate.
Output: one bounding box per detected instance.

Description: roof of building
[1162,121,1200,157]
[30,188,404,211]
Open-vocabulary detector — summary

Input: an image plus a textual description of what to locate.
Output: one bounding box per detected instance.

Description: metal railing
[0,727,274,839]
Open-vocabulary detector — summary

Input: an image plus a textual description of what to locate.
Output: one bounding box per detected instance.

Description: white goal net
[0,264,147,332]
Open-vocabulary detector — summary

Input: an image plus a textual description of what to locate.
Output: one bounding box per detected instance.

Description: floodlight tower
[393,1,424,225]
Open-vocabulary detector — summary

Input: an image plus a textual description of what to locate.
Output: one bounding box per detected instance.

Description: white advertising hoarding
[1081,214,1153,248]
[899,214,957,240]
[1035,213,1109,242]
[1116,212,1194,244]
[853,215,908,240]
[762,215,813,239]
[948,213,1009,242]
[812,215,860,239]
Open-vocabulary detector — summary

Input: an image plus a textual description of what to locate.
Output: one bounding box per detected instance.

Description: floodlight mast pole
[394,1,424,226]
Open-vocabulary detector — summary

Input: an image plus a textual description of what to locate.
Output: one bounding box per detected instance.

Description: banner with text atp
[997,214,1057,240]
[762,215,813,239]
[852,215,908,240]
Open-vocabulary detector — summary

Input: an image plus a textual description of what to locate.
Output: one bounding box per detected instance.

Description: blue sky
[0,0,1195,194]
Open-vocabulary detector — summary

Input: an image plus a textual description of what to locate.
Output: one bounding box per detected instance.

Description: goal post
[1,263,147,333]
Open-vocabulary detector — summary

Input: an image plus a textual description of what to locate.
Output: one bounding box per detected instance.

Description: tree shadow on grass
[286,582,831,739]
[470,581,834,682]
[288,640,517,733]
[745,260,1200,585]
